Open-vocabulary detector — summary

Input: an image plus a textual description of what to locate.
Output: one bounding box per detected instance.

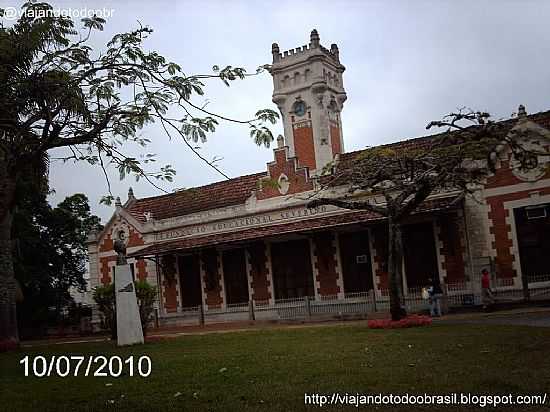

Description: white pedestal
[115,264,144,346]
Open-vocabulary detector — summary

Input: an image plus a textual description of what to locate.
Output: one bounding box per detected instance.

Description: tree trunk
[521,271,530,302]
[0,167,19,350]
[388,217,406,321]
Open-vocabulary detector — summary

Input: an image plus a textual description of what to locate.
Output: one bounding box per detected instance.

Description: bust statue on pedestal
[114,230,128,265]
[113,229,144,346]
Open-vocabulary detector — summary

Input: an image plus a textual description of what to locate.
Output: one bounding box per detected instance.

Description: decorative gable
[98,210,145,253]
[486,113,550,188]
[257,145,314,200]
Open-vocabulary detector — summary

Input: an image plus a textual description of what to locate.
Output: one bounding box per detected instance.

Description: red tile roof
[127,172,266,222]
[125,110,550,223]
[338,110,550,166]
[129,196,460,257]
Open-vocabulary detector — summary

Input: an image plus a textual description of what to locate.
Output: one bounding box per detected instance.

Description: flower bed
[367,315,432,329]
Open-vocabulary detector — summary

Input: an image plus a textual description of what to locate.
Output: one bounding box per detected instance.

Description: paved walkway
[438,307,550,327]
[19,307,550,348]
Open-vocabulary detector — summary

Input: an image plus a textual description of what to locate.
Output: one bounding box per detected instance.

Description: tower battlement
[271,30,340,65]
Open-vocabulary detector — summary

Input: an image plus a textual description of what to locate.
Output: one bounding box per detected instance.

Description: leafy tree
[0,2,278,346]
[92,280,158,339]
[309,108,549,320]
[13,188,102,337]
[92,283,116,340]
[135,280,157,337]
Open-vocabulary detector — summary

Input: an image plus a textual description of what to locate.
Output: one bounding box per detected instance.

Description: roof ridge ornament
[277,134,285,148]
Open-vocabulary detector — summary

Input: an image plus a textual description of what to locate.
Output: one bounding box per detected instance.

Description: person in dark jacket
[481,269,494,310]
[427,277,443,317]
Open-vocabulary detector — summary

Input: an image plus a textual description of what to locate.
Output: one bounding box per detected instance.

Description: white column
[218,250,227,310]
[265,242,275,305]
[174,255,182,313]
[198,254,208,310]
[367,228,380,298]
[333,232,345,299]
[309,238,321,300]
[433,220,447,284]
[245,249,254,302]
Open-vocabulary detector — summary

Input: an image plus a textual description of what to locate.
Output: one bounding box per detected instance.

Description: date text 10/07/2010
[19,355,152,378]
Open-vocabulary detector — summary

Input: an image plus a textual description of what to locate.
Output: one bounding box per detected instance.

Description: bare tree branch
[308,197,388,216]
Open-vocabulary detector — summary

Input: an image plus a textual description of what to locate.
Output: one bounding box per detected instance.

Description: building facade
[87,31,550,325]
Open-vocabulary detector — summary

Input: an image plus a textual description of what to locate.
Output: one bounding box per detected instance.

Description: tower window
[283,75,290,88]
[293,101,307,117]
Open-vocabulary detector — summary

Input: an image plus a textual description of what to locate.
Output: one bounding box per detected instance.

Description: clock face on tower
[293,101,306,117]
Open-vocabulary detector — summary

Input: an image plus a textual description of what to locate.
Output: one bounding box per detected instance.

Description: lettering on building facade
[153,205,331,241]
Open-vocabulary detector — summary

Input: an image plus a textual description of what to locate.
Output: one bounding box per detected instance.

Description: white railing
[179,306,200,315]
[528,274,550,284]
[494,277,516,288]
[225,302,249,313]
[273,296,311,319]
[312,293,374,315]
[446,281,472,293]
[85,277,550,331]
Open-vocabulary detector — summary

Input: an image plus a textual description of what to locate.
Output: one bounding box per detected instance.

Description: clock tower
[270,29,347,174]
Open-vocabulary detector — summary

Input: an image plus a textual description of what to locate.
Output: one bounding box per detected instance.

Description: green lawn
[1,323,549,411]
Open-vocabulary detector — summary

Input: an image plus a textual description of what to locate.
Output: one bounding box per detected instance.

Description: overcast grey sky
[12,0,550,222]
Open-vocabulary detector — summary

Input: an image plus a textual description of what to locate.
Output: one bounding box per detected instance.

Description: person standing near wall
[427,277,443,317]
[481,269,494,311]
